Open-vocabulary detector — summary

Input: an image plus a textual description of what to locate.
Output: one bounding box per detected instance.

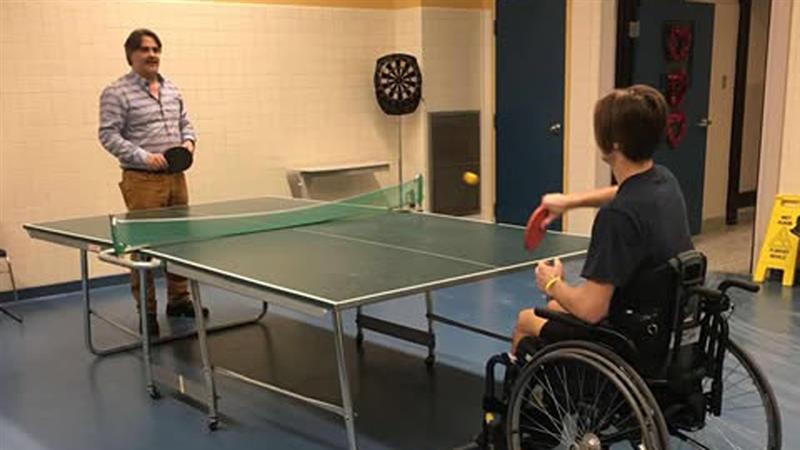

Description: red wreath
[666,24,692,62]
[666,111,687,148]
[666,68,688,107]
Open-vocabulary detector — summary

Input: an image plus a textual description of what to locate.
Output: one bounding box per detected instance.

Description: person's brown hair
[593,84,668,161]
[124,29,162,66]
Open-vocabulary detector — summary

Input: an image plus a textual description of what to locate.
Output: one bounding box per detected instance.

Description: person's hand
[535,258,564,293]
[182,140,195,153]
[540,193,571,227]
[145,153,168,170]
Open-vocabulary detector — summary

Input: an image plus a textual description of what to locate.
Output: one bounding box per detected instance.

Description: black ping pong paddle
[164,146,193,173]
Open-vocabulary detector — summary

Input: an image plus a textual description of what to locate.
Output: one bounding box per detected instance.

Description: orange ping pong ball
[462,171,479,186]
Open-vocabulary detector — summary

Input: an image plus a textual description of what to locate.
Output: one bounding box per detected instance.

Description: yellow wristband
[544,276,561,294]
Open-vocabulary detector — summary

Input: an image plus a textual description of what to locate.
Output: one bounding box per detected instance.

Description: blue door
[633,0,714,234]
[496,0,565,226]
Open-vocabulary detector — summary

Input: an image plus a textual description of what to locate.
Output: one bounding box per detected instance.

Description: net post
[109,215,125,255]
[414,174,423,210]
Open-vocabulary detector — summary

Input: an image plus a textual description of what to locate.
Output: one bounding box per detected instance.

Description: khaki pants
[119,170,190,314]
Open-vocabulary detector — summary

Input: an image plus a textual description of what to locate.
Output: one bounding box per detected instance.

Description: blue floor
[0,260,798,450]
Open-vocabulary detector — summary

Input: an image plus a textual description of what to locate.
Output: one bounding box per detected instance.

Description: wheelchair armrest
[533,308,639,357]
[688,285,724,301]
[534,308,594,331]
[718,279,759,294]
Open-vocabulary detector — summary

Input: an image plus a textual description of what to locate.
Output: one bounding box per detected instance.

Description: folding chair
[0,249,22,323]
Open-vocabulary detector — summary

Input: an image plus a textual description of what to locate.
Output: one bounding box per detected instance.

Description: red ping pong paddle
[164,146,193,173]
[523,205,548,251]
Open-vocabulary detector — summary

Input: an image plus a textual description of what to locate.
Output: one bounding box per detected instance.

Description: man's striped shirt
[99,71,196,170]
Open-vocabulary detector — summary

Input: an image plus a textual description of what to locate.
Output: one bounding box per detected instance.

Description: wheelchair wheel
[506,343,668,449]
[672,339,782,449]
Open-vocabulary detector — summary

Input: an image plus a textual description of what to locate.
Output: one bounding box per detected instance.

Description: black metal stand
[0,304,22,323]
[0,248,22,323]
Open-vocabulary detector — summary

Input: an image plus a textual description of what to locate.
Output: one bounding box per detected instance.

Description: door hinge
[493,114,497,130]
[493,19,497,36]
[628,21,640,38]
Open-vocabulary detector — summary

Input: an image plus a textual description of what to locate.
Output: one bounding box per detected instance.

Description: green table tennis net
[110,176,424,255]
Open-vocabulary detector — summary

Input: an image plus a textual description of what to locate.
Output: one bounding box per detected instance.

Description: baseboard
[701,216,726,233]
[707,207,756,232]
[0,273,138,303]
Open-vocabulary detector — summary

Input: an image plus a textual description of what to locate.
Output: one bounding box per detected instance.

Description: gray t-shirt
[581,164,693,290]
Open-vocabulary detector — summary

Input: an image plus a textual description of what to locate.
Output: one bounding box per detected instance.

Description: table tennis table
[24,194,589,450]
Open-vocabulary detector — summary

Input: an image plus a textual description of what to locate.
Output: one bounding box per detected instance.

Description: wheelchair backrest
[608,250,708,379]
[666,251,708,351]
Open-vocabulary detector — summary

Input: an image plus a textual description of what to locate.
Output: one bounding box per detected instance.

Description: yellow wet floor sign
[753,194,800,286]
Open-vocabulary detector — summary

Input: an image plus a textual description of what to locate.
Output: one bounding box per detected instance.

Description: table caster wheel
[208,417,219,431]
[147,385,161,399]
[356,332,364,351]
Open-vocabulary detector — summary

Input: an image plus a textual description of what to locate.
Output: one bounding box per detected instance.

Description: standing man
[99,28,206,336]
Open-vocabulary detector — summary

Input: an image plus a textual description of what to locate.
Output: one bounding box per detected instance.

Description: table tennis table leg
[355,306,364,349]
[332,309,358,450]
[82,248,155,356]
[80,249,97,354]
[137,267,159,399]
[81,248,270,356]
[424,291,436,367]
[190,280,219,430]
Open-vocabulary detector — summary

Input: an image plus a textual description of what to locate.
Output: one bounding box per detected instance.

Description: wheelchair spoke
[517,420,565,443]
[596,423,643,444]
[587,371,612,427]
[515,397,570,448]
[722,403,772,412]
[573,366,587,436]
[672,340,779,450]
[584,373,650,447]
[596,399,634,434]
[693,417,750,449]
[540,366,572,421]
[711,415,765,443]
[556,364,577,418]
[518,400,564,439]
[723,388,761,402]
[591,385,625,432]
[723,371,753,392]
[672,431,713,449]
[721,361,743,385]
[519,371,572,435]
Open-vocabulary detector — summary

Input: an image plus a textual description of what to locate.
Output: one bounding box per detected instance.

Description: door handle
[697,118,712,128]
[548,123,562,136]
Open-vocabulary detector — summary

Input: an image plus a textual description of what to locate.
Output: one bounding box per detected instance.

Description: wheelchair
[478,250,782,450]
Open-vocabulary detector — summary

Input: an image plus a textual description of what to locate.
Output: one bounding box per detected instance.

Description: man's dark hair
[593,84,668,162]
[124,28,162,66]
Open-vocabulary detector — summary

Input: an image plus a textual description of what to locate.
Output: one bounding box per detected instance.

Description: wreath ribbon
[666,24,692,62]
[666,68,688,107]
[666,111,687,148]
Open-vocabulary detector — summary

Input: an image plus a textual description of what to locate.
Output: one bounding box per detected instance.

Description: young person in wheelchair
[472,85,781,450]
[512,84,692,356]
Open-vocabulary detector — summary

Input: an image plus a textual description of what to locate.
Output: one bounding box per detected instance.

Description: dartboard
[374,53,422,116]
